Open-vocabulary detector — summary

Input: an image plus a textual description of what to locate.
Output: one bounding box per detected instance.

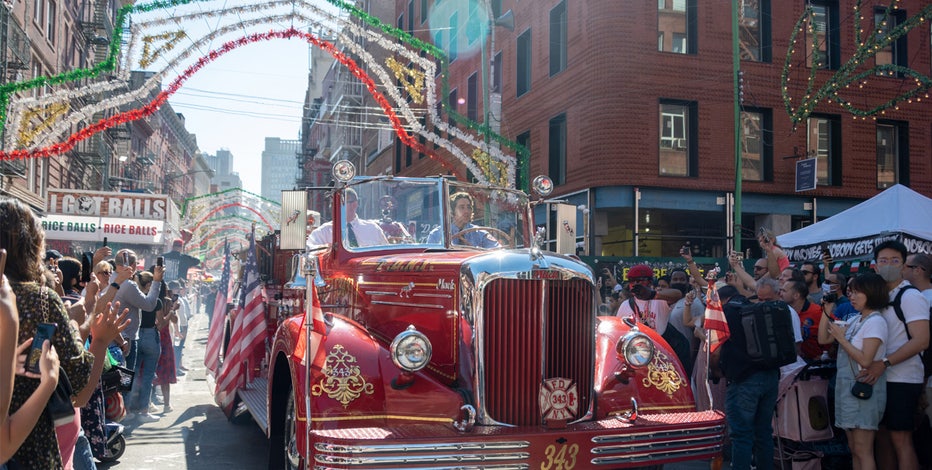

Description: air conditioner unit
[674,138,688,150]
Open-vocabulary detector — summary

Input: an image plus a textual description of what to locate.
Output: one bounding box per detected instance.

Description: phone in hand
[121,252,129,266]
[81,252,93,283]
[102,237,108,247]
[0,249,7,284]
[156,256,164,267]
[25,323,57,374]
[172,293,180,303]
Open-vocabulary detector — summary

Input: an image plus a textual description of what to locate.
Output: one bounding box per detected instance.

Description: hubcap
[285,392,301,469]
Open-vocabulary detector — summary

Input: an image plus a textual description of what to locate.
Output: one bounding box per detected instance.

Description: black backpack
[889,285,932,379]
[739,301,798,369]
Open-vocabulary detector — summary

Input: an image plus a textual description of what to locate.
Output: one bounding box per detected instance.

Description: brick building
[384,0,932,258]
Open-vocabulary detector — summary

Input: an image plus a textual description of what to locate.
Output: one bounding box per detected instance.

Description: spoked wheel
[98,434,126,462]
[269,385,305,470]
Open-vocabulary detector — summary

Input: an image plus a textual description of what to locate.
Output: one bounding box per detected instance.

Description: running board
[236,377,269,433]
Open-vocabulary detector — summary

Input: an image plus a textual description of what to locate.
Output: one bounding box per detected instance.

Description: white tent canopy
[777,184,932,262]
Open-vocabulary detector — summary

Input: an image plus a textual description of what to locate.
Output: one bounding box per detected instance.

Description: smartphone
[80,252,93,283]
[102,237,108,247]
[172,293,180,302]
[25,323,57,374]
[156,256,164,267]
[121,251,129,266]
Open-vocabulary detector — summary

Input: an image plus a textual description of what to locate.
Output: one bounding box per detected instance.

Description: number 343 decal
[540,443,579,470]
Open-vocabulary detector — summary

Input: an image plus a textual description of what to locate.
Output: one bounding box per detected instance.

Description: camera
[823,292,838,303]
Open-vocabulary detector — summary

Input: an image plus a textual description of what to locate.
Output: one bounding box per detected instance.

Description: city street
[99,310,268,469]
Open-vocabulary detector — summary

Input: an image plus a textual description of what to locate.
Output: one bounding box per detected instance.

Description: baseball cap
[626,264,654,280]
[44,249,63,261]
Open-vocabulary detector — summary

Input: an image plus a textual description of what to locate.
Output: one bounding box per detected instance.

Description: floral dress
[7,282,94,470]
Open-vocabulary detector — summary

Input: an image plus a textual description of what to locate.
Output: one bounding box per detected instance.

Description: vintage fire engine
[216,161,725,469]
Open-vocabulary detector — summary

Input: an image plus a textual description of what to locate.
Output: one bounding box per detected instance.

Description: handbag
[850,380,873,400]
[101,365,135,393]
[37,286,76,427]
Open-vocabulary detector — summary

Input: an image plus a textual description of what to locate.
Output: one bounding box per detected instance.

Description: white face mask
[876,264,902,283]
[821,282,833,294]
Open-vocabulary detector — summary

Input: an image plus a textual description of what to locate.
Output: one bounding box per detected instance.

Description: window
[875,8,907,76]
[807,1,839,69]
[467,1,479,45]
[658,0,696,54]
[740,108,772,181]
[420,0,427,24]
[408,1,414,34]
[516,29,531,96]
[493,51,502,92]
[491,0,501,19]
[659,100,697,177]
[549,1,567,76]
[447,88,457,133]
[806,115,841,186]
[33,0,42,23]
[467,73,478,121]
[449,12,458,62]
[548,114,566,185]
[516,130,530,190]
[876,121,908,188]
[46,0,55,44]
[739,0,771,62]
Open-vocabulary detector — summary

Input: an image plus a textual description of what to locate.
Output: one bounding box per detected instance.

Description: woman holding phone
[0,197,128,469]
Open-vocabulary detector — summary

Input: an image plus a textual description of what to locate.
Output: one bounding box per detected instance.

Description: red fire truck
[212,161,725,469]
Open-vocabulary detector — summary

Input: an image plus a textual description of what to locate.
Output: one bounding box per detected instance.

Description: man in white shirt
[308,188,388,247]
[902,252,932,425]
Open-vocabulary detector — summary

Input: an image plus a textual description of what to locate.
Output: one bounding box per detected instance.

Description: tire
[98,434,126,462]
[268,383,304,470]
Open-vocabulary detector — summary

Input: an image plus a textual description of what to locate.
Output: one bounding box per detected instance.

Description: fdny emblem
[538,377,578,421]
[311,345,375,408]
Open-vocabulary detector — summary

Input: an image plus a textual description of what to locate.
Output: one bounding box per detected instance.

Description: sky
[167,36,312,195]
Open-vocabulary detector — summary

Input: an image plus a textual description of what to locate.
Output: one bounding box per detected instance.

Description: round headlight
[391,325,432,372]
[532,175,554,197]
[332,160,356,182]
[616,332,655,368]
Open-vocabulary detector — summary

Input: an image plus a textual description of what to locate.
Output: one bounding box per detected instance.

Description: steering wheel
[452,226,513,249]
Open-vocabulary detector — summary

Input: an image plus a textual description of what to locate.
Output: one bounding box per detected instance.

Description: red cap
[626,264,654,280]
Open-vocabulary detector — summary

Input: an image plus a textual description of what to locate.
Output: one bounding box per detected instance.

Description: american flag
[702,282,730,353]
[217,226,268,405]
[204,241,231,375]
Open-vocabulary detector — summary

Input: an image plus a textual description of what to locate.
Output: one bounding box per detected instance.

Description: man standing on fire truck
[308,188,388,247]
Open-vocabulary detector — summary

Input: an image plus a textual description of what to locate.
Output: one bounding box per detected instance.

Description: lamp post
[481,3,514,186]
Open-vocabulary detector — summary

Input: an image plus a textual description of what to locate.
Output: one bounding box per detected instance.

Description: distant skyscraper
[261,137,300,201]
[205,149,242,191]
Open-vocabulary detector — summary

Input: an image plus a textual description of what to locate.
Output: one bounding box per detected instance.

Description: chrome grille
[482,278,594,426]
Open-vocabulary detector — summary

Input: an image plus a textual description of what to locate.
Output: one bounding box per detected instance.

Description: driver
[308,188,388,247]
[427,192,500,248]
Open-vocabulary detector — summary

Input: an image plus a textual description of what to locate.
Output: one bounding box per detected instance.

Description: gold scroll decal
[311,344,375,408]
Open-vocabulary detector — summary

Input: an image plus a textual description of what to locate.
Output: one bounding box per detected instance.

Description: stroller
[93,344,134,462]
[772,360,837,470]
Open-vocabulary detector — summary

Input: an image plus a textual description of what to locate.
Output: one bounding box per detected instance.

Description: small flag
[832,262,843,273]
[703,283,730,354]
[850,261,861,273]
[204,241,231,375]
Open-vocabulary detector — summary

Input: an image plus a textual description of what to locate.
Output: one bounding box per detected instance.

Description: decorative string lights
[781,0,932,125]
[0,0,521,188]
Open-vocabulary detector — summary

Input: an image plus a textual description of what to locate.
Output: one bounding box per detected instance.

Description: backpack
[889,285,932,379]
[739,301,797,369]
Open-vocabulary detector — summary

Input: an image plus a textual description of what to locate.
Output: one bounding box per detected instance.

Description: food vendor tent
[777,184,932,262]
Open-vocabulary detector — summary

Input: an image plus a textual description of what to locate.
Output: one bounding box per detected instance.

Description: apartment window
[467,1,480,45]
[46,0,55,44]
[449,12,458,62]
[420,0,427,24]
[740,108,773,182]
[33,0,41,23]
[659,100,697,177]
[493,51,502,92]
[658,0,696,54]
[548,114,566,185]
[807,1,839,69]
[516,29,531,96]
[739,0,771,62]
[876,121,908,189]
[448,88,457,132]
[398,14,404,32]
[549,1,567,76]
[516,130,530,190]
[467,73,478,121]
[806,115,841,186]
[408,1,415,33]
[875,8,907,76]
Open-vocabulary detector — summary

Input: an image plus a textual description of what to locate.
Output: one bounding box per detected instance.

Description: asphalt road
[98,309,269,470]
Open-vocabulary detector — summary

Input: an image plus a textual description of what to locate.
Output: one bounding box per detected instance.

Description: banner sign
[40,214,165,245]
[47,189,168,221]
[783,232,932,262]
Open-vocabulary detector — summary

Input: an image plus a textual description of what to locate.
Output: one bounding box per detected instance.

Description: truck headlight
[391,325,432,372]
[616,332,654,368]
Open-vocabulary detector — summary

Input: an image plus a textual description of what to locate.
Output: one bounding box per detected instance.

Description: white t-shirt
[669,298,705,351]
[882,281,930,384]
[307,219,388,247]
[617,298,671,335]
[846,311,888,362]
[787,305,804,342]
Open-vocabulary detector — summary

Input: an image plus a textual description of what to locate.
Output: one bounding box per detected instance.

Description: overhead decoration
[180,187,281,265]
[782,1,932,125]
[0,0,526,188]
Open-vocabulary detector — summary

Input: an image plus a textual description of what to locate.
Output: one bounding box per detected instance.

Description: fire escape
[326,44,364,168]
[0,5,30,186]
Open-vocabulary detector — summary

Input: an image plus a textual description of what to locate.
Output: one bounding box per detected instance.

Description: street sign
[795,158,817,192]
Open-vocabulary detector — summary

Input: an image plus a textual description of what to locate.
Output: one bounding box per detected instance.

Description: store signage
[40,214,165,244]
[47,190,168,220]
[795,158,817,192]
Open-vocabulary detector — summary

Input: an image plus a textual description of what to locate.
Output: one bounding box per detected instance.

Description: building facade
[261,137,301,201]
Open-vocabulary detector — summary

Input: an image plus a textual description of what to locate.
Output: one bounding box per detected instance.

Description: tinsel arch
[0,0,525,188]
[180,187,280,265]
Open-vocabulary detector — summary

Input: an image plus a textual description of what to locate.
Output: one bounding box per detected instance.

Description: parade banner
[40,214,165,244]
[783,232,932,262]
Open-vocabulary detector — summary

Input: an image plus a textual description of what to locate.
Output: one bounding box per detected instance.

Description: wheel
[453,226,513,248]
[269,383,305,470]
[98,434,126,462]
